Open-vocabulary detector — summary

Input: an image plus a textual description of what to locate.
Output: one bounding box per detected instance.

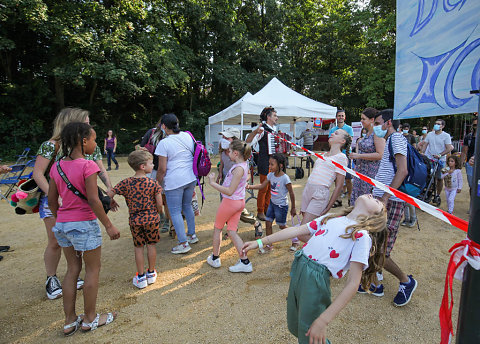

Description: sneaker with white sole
[357,283,384,296]
[133,273,148,289]
[206,254,221,268]
[393,275,417,307]
[187,234,199,244]
[46,275,62,300]
[76,278,84,290]
[171,243,191,254]
[146,270,157,285]
[228,260,253,273]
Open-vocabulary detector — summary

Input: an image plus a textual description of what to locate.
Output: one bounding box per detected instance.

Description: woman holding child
[155,113,198,254]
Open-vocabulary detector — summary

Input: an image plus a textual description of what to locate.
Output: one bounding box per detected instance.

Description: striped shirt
[372,132,407,202]
[307,153,348,187]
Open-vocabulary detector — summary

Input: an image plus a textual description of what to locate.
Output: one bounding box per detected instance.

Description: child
[441,155,463,214]
[242,194,387,344]
[48,122,120,335]
[300,129,351,226]
[247,153,296,252]
[108,150,163,288]
[206,140,253,273]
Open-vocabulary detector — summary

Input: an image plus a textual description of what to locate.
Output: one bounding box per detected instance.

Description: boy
[108,150,163,289]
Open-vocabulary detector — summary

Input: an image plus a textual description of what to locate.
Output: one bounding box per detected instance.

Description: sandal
[254,221,263,239]
[331,200,342,208]
[81,312,116,332]
[64,314,83,337]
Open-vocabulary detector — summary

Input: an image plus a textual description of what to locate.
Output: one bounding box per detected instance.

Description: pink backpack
[185,131,211,177]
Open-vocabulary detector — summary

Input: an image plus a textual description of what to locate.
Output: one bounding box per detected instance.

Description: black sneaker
[46,275,62,300]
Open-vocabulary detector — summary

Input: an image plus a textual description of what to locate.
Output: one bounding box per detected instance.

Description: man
[246,106,278,221]
[400,123,418,227]
[329,109,354,207]
[460,116,477,196]
[368,109,417,306]
[421,119,453,195]
[402,123,416,148]
[296,122,318,168]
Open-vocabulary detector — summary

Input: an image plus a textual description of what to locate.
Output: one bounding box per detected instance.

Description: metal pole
[241,113,244,140]
[456,93,480,343]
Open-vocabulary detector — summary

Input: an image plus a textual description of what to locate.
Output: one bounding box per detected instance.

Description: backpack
[388,134,428,197]
[185,131,211,177]
[144,128,157,154]
[295,167,304,180]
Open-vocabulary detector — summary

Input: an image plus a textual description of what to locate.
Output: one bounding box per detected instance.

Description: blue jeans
[466,163,473,189]
[106,148,118,168]
[164,181,196,243]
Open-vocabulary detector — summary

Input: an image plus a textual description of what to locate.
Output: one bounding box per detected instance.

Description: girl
[242,194,387,344]
[247,153,296,252]
[104,130,119,171]
[300,129,351,228]
[441,155,463,214]
[206,140,253,273]
[48,122,120,335]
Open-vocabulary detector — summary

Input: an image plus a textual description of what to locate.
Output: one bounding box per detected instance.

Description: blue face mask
[373,125,387,138]
[433,124,441,131]
[403,130,408,134]
[422,129,427,134]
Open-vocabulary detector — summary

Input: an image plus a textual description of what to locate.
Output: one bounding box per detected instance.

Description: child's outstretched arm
[246,178,269,190]
[85,174,120,240]
[286,182,296,216]
[242,224,310,253]
[306,262,363,343]
[47,179,60,218]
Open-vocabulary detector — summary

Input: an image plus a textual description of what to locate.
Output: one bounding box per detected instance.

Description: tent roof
[208,77,337,125]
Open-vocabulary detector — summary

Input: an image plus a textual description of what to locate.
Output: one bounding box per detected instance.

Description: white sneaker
[187,234,199,244]
[133,273,148,289]
[228,260,253,273]
[76,278,84,290]
[171,243,191,254]
[206,254,221,268]
[146,270,157,285]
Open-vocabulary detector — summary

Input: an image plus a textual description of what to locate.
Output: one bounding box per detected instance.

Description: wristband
[256,238,264,249]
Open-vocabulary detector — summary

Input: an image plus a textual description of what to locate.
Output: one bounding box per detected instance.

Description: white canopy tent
[207,77,337,142]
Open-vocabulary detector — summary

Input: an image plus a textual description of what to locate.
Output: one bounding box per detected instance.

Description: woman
[33,107,116,300]
[155,113,198,254]
[349,107,385,205]
[104,130,119,171]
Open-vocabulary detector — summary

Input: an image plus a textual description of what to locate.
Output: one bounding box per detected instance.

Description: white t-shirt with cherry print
[302,215,372,279]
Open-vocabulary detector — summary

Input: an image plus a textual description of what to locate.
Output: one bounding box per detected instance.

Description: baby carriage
[418,157,441,207]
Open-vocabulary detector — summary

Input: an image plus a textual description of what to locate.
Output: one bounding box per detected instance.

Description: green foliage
[1,0,403,159]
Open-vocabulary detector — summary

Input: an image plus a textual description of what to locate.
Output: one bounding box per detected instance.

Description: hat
[219,127,240,139]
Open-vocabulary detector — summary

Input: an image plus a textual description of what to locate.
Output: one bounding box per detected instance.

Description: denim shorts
[53,219,102,252]
[39,195,53,219]
[434,160,445,179]
[265,202,288,226]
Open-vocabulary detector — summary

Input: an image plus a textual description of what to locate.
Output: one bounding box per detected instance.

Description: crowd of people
[1,105,477,342]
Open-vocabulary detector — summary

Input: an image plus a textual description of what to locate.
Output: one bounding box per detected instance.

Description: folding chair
[0,164,27,200]
[14,148,32,165]
[18,159,36,181]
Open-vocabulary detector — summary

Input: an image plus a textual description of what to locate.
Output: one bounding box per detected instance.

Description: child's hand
[290,207,296,217]
[105,224,120,240]
[0,165,12,174]
[242,241,258,254]
[457,189,461,194]
[109,198,120,212]
[246,184,251,190]
[305,317,328,344]
[207,172,216,184]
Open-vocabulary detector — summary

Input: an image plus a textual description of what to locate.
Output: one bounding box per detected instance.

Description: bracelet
[256,238,264,249]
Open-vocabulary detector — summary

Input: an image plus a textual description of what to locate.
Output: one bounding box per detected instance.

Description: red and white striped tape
[267,131,468,233]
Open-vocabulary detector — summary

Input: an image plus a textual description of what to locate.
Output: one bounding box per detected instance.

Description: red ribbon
[439,238,480,343]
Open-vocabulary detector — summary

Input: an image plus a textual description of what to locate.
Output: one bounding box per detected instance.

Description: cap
[219,127,241,139]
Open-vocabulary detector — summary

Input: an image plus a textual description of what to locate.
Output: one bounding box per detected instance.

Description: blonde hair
[321,205,387,289]
[128,150,153,171]
[229,139,252,161]
[51,107,90,141]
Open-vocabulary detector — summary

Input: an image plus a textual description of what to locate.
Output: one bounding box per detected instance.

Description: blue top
[329,124,354,137]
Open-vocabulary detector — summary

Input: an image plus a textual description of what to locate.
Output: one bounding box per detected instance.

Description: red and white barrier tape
[267,131,468,233]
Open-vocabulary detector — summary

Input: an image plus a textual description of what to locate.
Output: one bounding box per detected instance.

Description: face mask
[433,124,441,131]
[403,130,408,134]
[422,129,427,134]
[373,125,387,138]
[220,138,231,150]
[362,133,366,138]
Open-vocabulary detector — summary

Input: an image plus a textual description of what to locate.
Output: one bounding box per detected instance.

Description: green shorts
[287,250,332,344]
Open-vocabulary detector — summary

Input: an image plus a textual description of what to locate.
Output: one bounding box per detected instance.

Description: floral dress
[350,133,380,204]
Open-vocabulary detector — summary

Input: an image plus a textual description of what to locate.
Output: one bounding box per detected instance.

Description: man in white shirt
[421,119,453,195]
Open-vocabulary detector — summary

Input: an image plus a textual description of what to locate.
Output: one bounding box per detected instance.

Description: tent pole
[241,113,244,140]
[208,124,211,153]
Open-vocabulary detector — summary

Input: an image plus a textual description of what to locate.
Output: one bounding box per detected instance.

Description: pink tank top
[222,161,248,200]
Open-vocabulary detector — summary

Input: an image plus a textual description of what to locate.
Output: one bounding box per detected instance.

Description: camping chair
[14,148,32,165]
[18,159,36,181]
[0,164,27,200]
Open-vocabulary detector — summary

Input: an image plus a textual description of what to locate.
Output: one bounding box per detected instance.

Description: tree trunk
[89,80,98,106]
[54,77,65,111]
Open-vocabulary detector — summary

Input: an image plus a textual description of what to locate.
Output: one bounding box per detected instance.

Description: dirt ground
[0,155,469,343]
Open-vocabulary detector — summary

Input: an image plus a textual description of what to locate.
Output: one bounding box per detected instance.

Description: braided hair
[60,122,93,159]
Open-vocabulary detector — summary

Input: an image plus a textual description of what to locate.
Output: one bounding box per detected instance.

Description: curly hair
[320,205,387,289]
[260,106,276,122]
[447,154,461,170]
[60,122,93,159]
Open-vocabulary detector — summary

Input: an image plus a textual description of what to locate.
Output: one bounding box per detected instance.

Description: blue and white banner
[394,0,480,119]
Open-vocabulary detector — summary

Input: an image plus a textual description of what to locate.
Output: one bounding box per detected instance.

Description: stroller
[418,157,441,207]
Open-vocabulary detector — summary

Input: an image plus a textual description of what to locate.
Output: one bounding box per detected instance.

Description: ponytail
[230,140,252,161]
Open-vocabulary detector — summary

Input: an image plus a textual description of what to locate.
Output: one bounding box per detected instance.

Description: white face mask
[220,138,231,150]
